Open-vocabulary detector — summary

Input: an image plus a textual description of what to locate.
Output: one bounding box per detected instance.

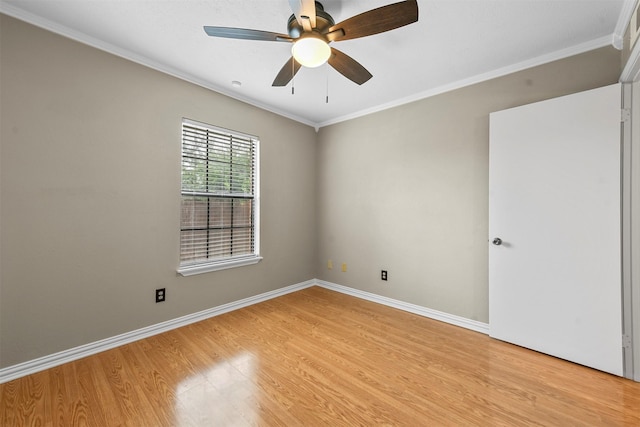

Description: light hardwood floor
[2,286,640,426]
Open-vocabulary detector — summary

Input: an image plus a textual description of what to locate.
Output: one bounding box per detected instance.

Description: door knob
[492,237,503,246]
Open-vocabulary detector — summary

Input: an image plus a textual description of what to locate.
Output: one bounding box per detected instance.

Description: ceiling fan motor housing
[287,2,334,38]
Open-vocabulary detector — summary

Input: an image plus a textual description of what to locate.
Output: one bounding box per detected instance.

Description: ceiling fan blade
[328,48,372,85]
[325,0,418,42]
[272,57,303,87]
[204,26,292,42]
[289,0,317,30]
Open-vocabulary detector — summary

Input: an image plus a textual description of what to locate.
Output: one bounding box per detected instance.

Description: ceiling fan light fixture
[291,35,330,68]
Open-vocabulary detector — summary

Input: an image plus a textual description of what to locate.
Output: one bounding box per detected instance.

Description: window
[178,118,260,276]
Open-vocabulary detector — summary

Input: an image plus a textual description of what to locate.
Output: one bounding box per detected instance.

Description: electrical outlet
[381,270,388,281]
[155,288,166,303]
[328,259,333,270]
[341,263,347,272]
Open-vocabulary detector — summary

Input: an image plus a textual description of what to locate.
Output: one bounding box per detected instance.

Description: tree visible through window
[179,119,259,273]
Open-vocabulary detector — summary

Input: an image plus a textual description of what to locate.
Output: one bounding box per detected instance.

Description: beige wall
[316,47,622,323]
[0,13,624,369]
[0,15,317,368]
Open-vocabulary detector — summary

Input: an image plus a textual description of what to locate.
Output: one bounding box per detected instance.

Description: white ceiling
[0,0,634,127]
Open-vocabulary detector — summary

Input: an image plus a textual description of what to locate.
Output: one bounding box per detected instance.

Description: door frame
[620,42,640,381]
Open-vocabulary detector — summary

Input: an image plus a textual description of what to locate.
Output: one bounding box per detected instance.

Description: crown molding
[318,35,614,128]
[613,0,638,50]
[0,3,318,129]
[0,2,621,130]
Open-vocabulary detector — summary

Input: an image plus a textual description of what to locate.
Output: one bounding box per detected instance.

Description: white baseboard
[1,278,488,384]
[315,280,490,335]
[0,280,315,384]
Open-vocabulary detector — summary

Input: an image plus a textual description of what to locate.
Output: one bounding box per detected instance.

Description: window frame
[177,118,261,276]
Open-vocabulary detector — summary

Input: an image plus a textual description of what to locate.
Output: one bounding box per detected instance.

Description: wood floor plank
[1,286,639,426]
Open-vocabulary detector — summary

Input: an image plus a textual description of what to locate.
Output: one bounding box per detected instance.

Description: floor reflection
[175,352,256,426]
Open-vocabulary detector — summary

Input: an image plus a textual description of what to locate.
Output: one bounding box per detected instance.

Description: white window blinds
[179,118,260,274]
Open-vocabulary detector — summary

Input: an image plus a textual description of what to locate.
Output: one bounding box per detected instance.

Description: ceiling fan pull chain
[291,58,295,95]
[325,62,329,104]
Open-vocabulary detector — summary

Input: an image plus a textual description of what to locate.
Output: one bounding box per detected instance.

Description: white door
[489,84,622,376]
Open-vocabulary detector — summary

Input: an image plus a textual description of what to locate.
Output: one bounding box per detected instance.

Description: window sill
[177,256,263,276]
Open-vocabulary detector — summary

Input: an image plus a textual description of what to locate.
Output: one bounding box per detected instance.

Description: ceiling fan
[203,0,419,87]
